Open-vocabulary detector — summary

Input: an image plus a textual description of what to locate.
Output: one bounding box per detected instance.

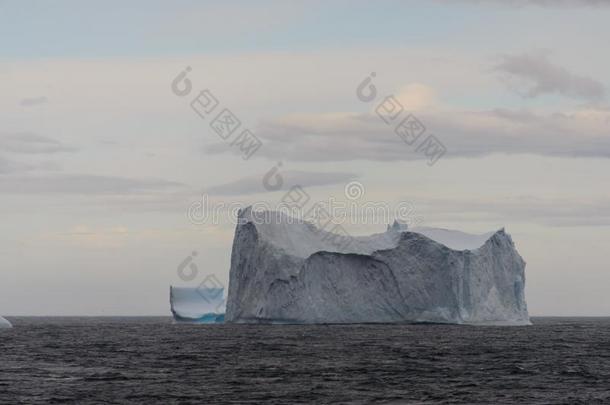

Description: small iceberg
[0,316,12,329]
[170,286,225,324]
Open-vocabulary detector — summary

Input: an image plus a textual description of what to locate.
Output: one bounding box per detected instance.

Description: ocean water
[0,317,608,404]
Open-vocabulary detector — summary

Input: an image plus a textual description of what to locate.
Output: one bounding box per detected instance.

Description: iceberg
[0,316,11,329]
[225,207,530,325]
[170,286,225,323]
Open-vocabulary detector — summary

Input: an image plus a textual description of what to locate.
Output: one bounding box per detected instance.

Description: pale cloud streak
[419,194,610,228]
[0,174,184,195]
[205,170,359,196]
[19,96,48,107]
[0,132,77,154]
[0,156,27,174]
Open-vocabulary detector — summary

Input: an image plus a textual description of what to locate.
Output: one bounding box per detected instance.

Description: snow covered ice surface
[410,226,496,251]
[170,287,225,323]
[0,316,12,329]
[225,207,530,325]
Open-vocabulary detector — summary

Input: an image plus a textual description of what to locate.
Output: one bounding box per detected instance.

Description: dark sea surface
[0,317,609,404]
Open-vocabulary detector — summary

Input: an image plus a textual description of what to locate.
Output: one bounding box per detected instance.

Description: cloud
[20,96,48,107]
[160,2,310,40]
[203,106,610,162]
[494,52,605,101]
[0,132,77,154]
[0,155,62,174]
[206,170,359,196]
[420,195,610,227]
[393,84,437,111]
[44,225,131,249]
[448,0,610,7]
[0,174,184,194]
[0,156,28,174]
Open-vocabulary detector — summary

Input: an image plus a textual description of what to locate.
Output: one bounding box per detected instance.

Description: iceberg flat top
[410,226,496,251]
[240,208,499,258]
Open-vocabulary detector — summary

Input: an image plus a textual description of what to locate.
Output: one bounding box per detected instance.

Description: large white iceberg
[225,208,530,325]
[170,286,225,323]
[0,316,12,329]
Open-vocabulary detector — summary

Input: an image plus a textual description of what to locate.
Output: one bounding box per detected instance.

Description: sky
[2,0,610,316]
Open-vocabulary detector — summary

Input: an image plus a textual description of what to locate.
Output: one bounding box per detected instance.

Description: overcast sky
[2,0,610,316]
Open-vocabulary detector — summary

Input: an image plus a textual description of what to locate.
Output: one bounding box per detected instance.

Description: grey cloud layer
[205,108,610,162]
[206,170,359,196]
[420,195,610,227]
[0,174,183,194]
[0,156,61,174]
[0,133,77,154]
[495,52,605,101]
[19,96,49,107]
[0,156,28,174]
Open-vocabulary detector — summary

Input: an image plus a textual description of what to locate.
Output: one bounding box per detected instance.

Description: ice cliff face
[226,207,530,325]
[170,287,225,323]
[0,316,12,329]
